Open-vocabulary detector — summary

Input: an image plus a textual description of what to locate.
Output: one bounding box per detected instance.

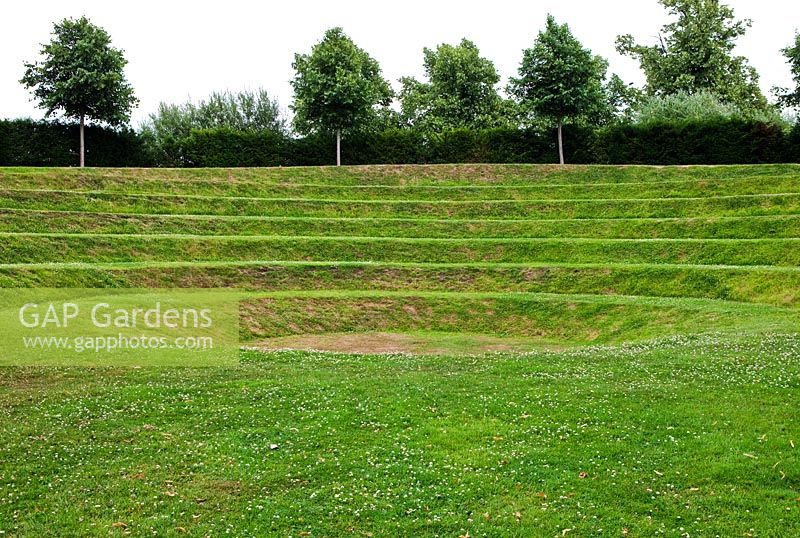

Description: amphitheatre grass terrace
[4,210,800,238]
[2,163,800,342]
[3,188,800,219]
[3,234,800,267]
[1,164,799,536]
[2,164,800,333]
[4,260,800,306]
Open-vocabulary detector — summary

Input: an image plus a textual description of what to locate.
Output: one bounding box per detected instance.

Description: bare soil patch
[250,332,560,355]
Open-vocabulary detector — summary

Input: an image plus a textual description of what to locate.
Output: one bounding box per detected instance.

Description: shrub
[344,130,428,165]
[635,91,785,126]
[784,122,800,163]
[140,89,288,167]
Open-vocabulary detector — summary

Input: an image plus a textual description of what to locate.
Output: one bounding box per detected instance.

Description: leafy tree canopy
[604,74,645,124]
[509,15,609,126]
[140,89,286,166]
[21,16,137,126]
[399,39,514,133]
[616,0,767,111]
[774,33,800,110]
[290,27,392,135]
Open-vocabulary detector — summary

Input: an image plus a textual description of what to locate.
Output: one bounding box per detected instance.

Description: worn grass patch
[248,331,558,355]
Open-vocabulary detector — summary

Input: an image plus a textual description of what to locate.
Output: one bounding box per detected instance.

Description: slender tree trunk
[79,112,85,168]
[336,129,341,167]
[557,120,565,165]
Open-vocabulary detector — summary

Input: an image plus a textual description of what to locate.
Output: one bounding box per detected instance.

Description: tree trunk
[557,120,565,165]
[79,113,85,168]
[336,129,341,167]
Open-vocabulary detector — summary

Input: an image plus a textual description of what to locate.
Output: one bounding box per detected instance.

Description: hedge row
[180,127,596,167]
[178,121,799,166]
[2,118,799,167]
[0,119,148,167]
[595,120,789,164]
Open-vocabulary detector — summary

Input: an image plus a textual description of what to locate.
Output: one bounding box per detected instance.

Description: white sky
[2,0,798,126]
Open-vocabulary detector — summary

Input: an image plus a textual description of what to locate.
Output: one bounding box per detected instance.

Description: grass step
[2,261,799,306]
[3,174,799,200]
[2,210,800,238]
[2,190,800,219]
[239,291,800,343]
[2,235,800,266]
[4,163,800,186]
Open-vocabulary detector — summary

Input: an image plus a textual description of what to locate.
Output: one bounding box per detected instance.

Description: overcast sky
[2,0,798,126]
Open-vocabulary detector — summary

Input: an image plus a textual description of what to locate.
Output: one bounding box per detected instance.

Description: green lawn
[1,164,799,536]
[1,334,798,536]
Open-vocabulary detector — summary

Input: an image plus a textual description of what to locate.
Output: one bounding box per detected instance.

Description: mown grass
[1,334,798,536]
[4,162,800,185]
[2,261,800,306]
[2,189,800,219]
[4,173,800,200]
[238,290,800,343]
[2,210,799,238]
[3,234,800,266]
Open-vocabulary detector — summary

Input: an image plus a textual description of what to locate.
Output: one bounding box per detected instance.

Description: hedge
[174,126,597,167]
[181,128,286,167]
[1,117,798,167]
[0,119,148,167]
[593,119,787,164]
[786,122,800,163]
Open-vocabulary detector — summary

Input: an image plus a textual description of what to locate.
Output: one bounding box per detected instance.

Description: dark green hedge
[0,119,148,167]
[594,119,787,164]
[786,122,800,163]
[181,128,286,167]
[177,122,792,167]
[174,126,596,167]
[2,117,798,167]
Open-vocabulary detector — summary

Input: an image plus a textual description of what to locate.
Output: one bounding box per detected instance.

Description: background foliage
[6,118,794,167]
[0,119,147,166]
[616,0,767,111]
[399,39,514,133]
[20,16,138,126]
[139,89,286,167]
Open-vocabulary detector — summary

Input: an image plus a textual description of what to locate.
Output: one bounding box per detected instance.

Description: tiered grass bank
[2,164,799,346]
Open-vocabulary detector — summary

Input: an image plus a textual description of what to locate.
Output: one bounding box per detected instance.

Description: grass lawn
[0,333,798,536]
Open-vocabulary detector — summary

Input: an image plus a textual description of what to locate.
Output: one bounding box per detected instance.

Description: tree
[508,15,608,164]
[291,27,392,166]
[140,89,287,166]
[604,74,644,124]
[616,0,767,111]
[21,16,137,167]
[774,33,800,110]
[399,39,512,133]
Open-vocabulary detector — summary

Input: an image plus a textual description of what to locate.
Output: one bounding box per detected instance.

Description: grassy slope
[3,189,800,218]
[1,163,798,337]
[2,261,799,306]
[1,165,799,536]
